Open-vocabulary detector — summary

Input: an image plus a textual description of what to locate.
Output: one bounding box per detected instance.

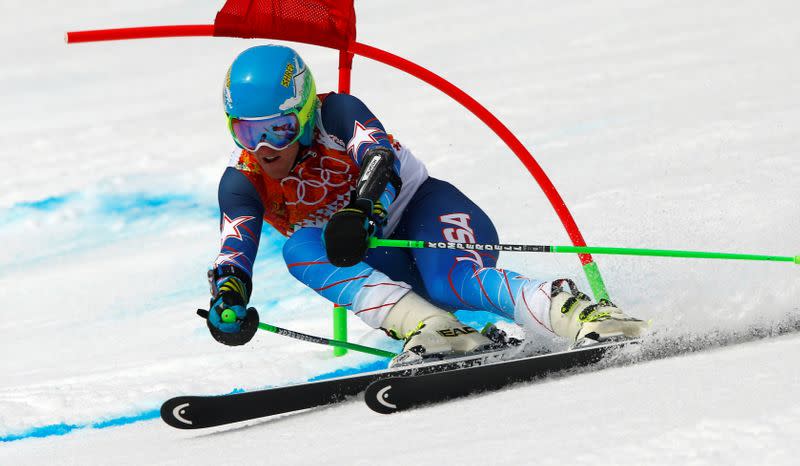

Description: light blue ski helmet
[223,45,317,147]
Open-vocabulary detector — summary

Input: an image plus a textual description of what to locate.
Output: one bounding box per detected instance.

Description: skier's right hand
[205,275,259,346]
[323,200,374,268]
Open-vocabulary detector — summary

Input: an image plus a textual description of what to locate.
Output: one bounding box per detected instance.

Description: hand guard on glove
[323,198,382,268]
[204,270,259,346]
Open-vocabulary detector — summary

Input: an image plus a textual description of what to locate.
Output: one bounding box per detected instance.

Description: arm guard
[352,146,402,220]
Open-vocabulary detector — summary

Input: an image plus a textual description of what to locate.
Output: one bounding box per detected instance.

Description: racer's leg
[396,178,650,345]
[394,178,556,335]
[282,227,415,328]
[284,226,493,358]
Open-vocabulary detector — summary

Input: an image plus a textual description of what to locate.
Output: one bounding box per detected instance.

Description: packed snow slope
[1,0,798,464]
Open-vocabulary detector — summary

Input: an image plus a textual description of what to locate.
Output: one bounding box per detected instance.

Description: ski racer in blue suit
[206,45,647,363]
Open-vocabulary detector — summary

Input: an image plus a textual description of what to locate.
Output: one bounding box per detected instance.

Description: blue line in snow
[0,409,161,443]
[1,191,217,221]
[91,409,160,429]
[308,359,389,382]
[0,362,385,443]
[0,423,79,442]
[13,194,77,211]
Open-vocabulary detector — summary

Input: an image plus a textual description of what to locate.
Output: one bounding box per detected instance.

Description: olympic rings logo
[281,156,355,206]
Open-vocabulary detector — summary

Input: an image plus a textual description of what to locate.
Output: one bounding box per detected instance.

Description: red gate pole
[348,41,610,301]
[338,49,354,94]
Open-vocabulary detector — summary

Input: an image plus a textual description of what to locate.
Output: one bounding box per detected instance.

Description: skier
[206,44,648,364]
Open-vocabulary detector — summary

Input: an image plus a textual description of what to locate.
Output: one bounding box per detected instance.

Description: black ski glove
[323,199,376,267]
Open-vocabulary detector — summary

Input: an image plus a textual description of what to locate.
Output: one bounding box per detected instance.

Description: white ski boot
[381,292,495,366]
[548,279,649,347]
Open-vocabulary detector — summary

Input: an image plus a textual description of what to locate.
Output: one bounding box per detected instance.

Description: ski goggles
[227,112,302,152]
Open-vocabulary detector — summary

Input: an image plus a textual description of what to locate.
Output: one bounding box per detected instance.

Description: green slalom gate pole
[332,305,348,357]
[256,321,397,359]
[370,238,800,265]
[582,261,610,302]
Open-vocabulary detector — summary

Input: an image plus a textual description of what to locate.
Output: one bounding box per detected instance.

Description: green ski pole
[256,321,397,358]
[370,238,800,265]
[197,309,397,359]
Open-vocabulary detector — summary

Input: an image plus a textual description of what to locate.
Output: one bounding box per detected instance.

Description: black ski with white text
[364,339,637,414]
[161,319,800,427]
[160,348,516,429]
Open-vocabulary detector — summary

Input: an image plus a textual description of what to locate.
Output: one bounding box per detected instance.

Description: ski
[161,372,375,429]
[364,339,638,414]
[160,347,516,429]
[162,318,800,427]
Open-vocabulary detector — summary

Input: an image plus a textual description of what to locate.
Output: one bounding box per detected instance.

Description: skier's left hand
[323,199,375,267]
[205,275,259,346]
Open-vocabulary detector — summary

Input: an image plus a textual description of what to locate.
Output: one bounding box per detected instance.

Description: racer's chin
[252,142,300,179]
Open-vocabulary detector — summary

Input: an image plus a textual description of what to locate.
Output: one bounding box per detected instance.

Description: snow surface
[1,0,799,464]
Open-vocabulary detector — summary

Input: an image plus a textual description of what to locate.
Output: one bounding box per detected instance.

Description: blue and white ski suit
[213,93,553,333]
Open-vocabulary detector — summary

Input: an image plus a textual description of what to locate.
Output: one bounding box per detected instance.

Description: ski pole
[370,238,800,265]
[197,309,397,358]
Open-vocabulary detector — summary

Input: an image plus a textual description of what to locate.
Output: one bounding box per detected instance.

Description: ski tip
[161,397,199,429]
[364,379,401,414]
[794,255,800,265]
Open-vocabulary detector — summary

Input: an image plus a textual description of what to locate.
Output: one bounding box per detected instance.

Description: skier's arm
[212,167,264,279]
[320,93,403,218]
[320,94,403,267]
[206,167,264,346]
[351,146,403,223]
